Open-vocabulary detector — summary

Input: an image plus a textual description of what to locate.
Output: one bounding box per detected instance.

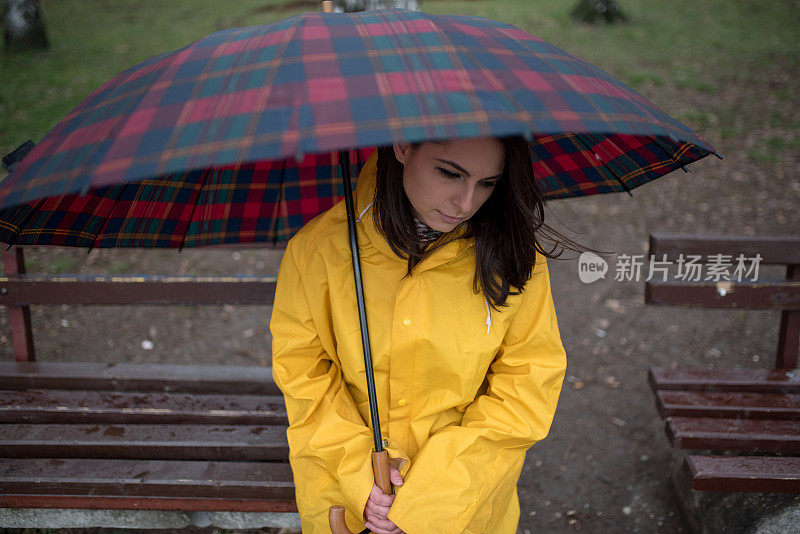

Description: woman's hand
[363,465,405,534]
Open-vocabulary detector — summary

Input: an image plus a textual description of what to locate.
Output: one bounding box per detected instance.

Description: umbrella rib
[394,11,460,140]
[571,134,634,196]
[5,196,47,248]
[179,167,213,251]
[237,11,307,164]
[447,30,534,138]
[348,13,406,144]
[374,10,449,140]
[651,136,693,173]
[88,181,130,251]
[268,158,287,246]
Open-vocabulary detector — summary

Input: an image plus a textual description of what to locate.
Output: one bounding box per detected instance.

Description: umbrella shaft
[339,150,383,454]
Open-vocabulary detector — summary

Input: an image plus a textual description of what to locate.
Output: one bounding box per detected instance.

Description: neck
[414,217,444,244]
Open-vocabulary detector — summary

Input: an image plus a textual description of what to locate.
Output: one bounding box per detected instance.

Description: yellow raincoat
[270,151,566,534]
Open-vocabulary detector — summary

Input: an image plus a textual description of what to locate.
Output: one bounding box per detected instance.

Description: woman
[270,136,567,534]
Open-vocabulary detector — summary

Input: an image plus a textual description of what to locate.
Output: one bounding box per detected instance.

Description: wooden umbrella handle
[322,1,334,13]
[328,506,352,534]
[329,450,392,534]
[372,449,393,494]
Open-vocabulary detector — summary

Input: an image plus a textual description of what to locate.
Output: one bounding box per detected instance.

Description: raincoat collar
[354,151,474,273]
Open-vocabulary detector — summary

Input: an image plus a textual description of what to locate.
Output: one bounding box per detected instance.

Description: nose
[452,183,475,214]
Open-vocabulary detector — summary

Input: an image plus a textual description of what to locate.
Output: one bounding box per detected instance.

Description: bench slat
[0,458,295,501]
[645,281,800,309]
[0,390,287,424]
[0,275,277,305]
[0,494,297,512]
[685,455,800,493]
[649,367,800,394]
[0,424,289,461]
[649,234,800,265]
[657,391,800,420]
[0,362,281,395]
[666,417,800,453]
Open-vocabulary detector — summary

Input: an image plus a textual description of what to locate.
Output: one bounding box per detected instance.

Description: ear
[392,142,412,165]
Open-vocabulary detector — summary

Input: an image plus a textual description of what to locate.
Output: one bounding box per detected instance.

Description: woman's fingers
[388,465,404,486]
[363,483,394,521]
[369,483,395,506]
[363,474,405,533]
[364,497,392,518]
[364,513,403,534]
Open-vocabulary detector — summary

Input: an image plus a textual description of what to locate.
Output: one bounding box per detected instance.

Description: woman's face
[392,137,506,233]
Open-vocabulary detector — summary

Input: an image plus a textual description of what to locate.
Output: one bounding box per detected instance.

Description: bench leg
[776,265,799,368]
[2,247,35,361]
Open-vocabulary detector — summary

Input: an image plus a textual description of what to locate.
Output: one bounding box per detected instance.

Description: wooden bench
[0,245,299,530]
[646,234,800,494]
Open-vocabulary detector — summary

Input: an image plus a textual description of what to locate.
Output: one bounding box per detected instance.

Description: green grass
[427,0,799,150]
[1,0,798,159]
[746,149,780,164]
[0,0,316,155]
[765,136,800,151]
[40,255,77,273]
[109,260,133,273]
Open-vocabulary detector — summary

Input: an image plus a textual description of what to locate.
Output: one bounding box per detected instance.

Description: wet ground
[3,137,798,533]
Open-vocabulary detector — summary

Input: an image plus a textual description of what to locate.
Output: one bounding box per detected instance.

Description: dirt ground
[2,136,797,534]
[2,43,799,529]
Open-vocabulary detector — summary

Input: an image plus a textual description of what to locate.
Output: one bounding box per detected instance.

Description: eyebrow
[434,158,502,181]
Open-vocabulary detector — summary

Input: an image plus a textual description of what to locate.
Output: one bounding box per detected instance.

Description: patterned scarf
[414,217,444,244]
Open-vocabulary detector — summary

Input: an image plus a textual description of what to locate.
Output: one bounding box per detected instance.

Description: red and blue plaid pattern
[0,149,374,247]
[0,8,716,247]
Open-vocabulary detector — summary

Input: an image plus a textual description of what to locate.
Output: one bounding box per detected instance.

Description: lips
[437,210,466,224]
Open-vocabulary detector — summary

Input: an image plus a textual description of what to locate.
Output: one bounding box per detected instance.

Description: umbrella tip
[713,151,724,160]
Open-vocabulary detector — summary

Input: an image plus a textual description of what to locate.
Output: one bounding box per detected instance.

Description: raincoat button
[402,318,411,326]
[398,398,407,406]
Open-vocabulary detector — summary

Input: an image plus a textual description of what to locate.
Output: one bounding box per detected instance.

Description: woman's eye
[436,167,460,179]
[480,180,499,188]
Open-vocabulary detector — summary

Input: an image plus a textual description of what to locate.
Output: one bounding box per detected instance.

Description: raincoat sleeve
[270,238,376,531]
[387,258,567,534]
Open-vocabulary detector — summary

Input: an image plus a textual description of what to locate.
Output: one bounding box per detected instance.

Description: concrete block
[0,508,302,530]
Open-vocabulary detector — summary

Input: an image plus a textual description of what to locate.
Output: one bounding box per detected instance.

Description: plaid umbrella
[0,7,717,248]
[0,8,720,531]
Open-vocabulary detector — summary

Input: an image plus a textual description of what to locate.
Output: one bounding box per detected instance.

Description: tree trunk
[334,0,421,12]
[3,0,48,51]
[571,0,627,24]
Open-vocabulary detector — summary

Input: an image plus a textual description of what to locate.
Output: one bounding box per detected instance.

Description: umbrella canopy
[0,7,717,248]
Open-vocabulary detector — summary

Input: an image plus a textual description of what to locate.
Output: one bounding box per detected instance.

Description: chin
[429,221,459,233]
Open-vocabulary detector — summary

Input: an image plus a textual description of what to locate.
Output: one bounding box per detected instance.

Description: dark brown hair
[373,136,580,309]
